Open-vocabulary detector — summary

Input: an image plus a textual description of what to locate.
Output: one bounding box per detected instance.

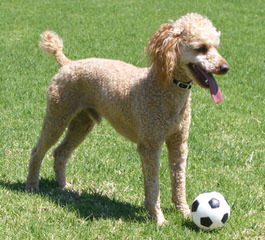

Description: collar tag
[173,79,192,89]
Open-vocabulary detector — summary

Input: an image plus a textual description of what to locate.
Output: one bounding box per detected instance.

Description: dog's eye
[195,45,208,54]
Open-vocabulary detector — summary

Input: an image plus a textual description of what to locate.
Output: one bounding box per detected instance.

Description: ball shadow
[181,218,200,232]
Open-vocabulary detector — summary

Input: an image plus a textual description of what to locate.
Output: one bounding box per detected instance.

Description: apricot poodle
[26,13,229,225]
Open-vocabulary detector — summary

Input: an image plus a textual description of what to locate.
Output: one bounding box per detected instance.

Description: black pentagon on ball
[208,198,220,208]
[191,200,199,212]
[200,217,213,227]
[221,213,229,223]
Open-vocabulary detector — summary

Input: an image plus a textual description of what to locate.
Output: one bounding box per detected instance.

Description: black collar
[173,79,192,89]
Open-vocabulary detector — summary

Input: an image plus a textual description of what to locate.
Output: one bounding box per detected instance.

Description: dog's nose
[219,64,230,74]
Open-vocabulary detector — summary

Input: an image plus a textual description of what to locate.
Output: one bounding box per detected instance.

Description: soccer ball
[191,191,230,230]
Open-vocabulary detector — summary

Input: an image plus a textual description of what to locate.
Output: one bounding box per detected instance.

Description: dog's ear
[146,23,183,84]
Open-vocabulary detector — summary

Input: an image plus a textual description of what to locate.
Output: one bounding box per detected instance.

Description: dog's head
[147,13,229,104]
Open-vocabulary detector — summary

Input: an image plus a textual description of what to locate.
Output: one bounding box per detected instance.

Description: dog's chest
[164,95,191,136]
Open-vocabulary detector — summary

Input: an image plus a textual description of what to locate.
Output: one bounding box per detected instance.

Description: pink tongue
[208,76,222,104]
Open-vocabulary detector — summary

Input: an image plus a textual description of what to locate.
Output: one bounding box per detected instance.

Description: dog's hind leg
[53,110,95,188]
[26,91,78,191]
[26,114,71,191]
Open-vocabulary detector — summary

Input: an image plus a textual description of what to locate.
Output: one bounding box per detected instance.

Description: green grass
[0,0,264,239]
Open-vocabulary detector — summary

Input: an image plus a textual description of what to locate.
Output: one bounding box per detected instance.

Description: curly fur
[39,31,70,67]
[26,13,229,225]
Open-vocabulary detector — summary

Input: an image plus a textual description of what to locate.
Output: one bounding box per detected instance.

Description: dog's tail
[39,31,71,67]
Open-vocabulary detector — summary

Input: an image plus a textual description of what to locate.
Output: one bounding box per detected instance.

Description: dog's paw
[25,181,39,192]
[175,204,191,219]
[156,217,168,226]
[56,181,67,189]
[60,182,73,189]
[182,208,191,219]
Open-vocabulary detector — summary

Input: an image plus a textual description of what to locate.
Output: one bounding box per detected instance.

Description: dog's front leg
[137,142,166,225]
[166,131,191,218]
[166,99,191,218]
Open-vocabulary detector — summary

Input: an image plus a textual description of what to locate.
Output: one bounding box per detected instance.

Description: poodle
[26,13,229,225]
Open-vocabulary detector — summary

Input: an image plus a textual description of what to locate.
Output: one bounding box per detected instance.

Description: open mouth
[188,63,223,104]
[188,63,212,88]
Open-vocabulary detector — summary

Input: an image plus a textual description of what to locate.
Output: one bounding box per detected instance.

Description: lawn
[0,0,264,239]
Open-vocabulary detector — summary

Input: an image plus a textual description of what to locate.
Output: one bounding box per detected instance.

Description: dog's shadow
[0,179,146,223]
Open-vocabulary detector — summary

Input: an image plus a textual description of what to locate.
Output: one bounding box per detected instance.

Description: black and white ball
[191,191,230,230]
